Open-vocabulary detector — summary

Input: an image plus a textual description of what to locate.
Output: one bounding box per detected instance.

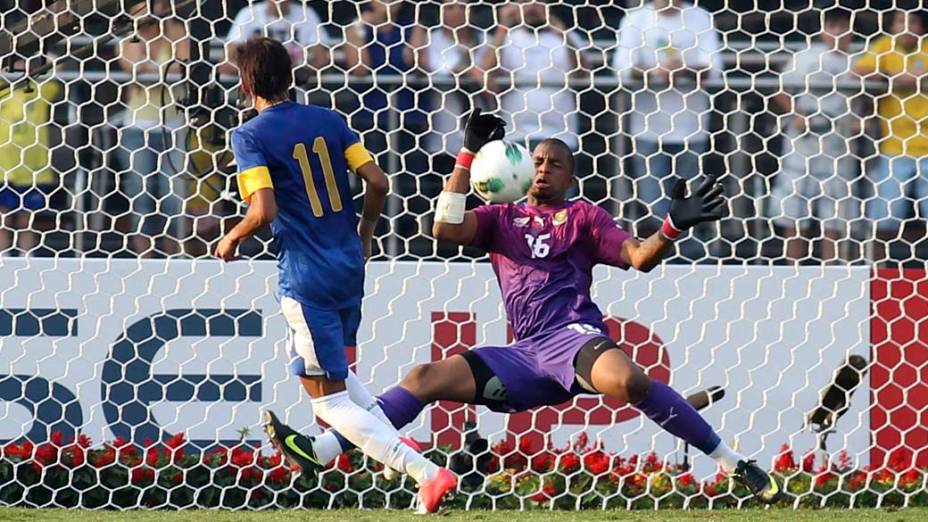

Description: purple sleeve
[589,205,632,269]
[469,204,506,252]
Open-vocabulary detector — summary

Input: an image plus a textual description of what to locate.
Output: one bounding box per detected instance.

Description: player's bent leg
[274,298,453,491]
[399,354,478,404]
[576,340,782,504]
[305,377,444,488]
[312,352,502,469]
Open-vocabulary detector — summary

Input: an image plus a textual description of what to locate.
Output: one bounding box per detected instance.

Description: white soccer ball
[469,140,534,203]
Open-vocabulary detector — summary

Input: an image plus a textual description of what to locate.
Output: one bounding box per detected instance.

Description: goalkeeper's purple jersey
[471,200,632,340]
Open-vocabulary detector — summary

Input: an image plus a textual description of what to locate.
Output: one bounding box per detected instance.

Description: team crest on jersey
[553,209,568,226]
[513,216,530,227]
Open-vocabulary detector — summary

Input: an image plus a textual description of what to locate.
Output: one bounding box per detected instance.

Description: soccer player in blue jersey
[269,110,782,505]
[214,38,456,512]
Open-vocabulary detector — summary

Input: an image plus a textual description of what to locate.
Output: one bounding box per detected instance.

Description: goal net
[0,0,923,511]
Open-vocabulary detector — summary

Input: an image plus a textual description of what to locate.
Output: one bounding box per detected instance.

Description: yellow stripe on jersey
[237,166,273,203]
[344,142,374,172]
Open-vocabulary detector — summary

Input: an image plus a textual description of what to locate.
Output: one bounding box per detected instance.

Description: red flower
[628,472,647,490]
[847,471,867,491]
[34,443,58,466]
[583,451,610,475]
[558,453,581,473]
[268,466,290,484]
[531,453,555,473]
[518,436,534,455]
[531,479,558,503]
[231,448,255,468]
[774,444,796,472]
[836,450,852,472]
[3,442,31,460]
[643,452,661,473]
[874,468,894,484]
[62,445,85,468]
[50,431,64,447]
[802,451,815,473]
[119,444,139,464]
[146,446,161,467]
[336,454,354,473]
[901,469,920,487]
[491,438,513,456]
[240,466,263,482]
[677,472,696,488]
[131,467,155,485]
[77,434,92,448]
[165,433,185,450]
[614,464,634,477]
[573,432,590,452]
[486,455,500,473]
[815,471,835,487]
[265,453,282,468]
[889,451,911,472]
[113,436,128,448]
[91,447,116,468]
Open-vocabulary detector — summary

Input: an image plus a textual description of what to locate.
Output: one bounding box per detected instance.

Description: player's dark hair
[237,37,293,102]
[537,138,575,174]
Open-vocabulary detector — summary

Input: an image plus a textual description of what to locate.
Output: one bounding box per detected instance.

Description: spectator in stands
[854,10,928,263]
[222,0,332,75]
[342,0,428,156]
[768,9,860,263]
[116,0,189,257]
[0,81,62,256]
[481,0,587,152]
[341,0,429,251]
[612,0,721,237]
[423,0,486,157]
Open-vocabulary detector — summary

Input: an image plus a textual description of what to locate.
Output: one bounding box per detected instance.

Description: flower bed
[1,432,925,510]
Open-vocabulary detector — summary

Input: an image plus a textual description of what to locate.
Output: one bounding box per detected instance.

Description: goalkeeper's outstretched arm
[619,176,726,272]
[432,109,506,246]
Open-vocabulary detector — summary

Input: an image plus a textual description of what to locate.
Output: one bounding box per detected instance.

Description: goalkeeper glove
[462,108,506,153]
[662,176,726,240]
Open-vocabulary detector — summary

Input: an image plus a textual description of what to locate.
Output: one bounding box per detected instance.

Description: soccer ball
[469,140,534,203]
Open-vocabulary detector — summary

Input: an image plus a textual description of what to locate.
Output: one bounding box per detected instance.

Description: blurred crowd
[2,0,928,264]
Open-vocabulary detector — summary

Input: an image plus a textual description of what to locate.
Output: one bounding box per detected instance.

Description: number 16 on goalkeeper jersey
[214,37,456,513]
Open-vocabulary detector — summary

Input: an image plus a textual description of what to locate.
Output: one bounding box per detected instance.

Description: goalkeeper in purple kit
[273,110,782,504]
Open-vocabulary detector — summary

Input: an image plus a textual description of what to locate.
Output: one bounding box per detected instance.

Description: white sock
[345,372,395,429]
[311,373,397,466]
[311,391,438,484]
[311,373,401,467]
[311,431,343,466]
[709,440,744,473]
[345,372,405,479]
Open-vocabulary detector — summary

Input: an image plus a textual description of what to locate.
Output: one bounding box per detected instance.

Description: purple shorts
[470,323,610,413]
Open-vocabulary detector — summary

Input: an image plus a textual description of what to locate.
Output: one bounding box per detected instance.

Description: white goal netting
[0,0,925,511]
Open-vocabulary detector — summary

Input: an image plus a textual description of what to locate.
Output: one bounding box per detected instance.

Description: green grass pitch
[1,508,926,522]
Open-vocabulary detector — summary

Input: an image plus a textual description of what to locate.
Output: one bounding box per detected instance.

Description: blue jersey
[232,102,374,309]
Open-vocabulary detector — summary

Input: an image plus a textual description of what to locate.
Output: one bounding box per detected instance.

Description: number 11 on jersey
[293,137,342,217]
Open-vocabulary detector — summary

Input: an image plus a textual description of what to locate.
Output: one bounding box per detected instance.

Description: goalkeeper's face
[528,142,574,205]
